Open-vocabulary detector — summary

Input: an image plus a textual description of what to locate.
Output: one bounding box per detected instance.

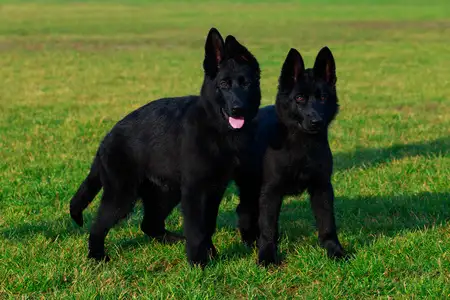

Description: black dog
[69,28,261,267]
[235,47,345,265]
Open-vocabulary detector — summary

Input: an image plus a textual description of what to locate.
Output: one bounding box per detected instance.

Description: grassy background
[1,0,450,298]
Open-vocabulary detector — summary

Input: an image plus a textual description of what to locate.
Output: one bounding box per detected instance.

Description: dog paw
[322,240,346,260]
[188,257,208,269]
[186,243,209,268]
[257,244,279,266]
[186,240,218,268]
[157,231,185,244]
[88,252,110,263]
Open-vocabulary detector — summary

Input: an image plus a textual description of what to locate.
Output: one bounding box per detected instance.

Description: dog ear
[313,46,336,86]
[224,35,256,63]
[279,48,305,90]
[203,27,225,78]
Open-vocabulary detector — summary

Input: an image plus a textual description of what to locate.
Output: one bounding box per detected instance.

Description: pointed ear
[313,46,336,86]
[203,27,224,77]
[279,48,305,89]
[224,35,255,63]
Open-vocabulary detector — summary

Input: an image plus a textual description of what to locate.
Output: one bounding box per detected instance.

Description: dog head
[201,28,261,131]
[275,47,339,134]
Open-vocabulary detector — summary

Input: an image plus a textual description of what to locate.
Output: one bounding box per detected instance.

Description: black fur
[235,47,345,265]
[69,28,261,266]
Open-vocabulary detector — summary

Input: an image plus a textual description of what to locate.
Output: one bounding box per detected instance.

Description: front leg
[308,181,345,259]
[258,186,283,266]
[181,184,224,268]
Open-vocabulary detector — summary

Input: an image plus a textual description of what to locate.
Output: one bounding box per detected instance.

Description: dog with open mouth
[69,27,261,267]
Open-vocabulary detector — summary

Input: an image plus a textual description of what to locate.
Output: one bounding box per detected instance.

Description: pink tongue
[228,116,245,129]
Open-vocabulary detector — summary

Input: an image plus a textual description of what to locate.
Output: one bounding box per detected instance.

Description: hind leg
[139,183,183,243]
[235,174,261,247]
[88,188,137,261]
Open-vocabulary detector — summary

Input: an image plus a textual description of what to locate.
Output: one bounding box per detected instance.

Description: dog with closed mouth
[69,28,261,267]
[235,47,345,265]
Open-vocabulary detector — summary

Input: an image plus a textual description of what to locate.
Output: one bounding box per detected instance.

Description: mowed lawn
[1,0,450,298]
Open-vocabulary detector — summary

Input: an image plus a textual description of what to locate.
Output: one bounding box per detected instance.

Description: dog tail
[70,152,102,227]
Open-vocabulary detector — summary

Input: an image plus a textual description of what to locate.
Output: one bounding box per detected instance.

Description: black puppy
[69,28,261,267]
[235,47,345,265]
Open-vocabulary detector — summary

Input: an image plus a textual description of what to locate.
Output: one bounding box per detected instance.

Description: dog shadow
[2,136,449,263]
[1,217,85,242]
[216,136,450,258]
[278,191,450,244]
[333,136,450,172]
[217,190,450,259]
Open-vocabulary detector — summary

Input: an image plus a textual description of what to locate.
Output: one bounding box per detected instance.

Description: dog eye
[295,95,305,103]
[219,80,230,89]
[321,94,328,101]
[238,77,251,87]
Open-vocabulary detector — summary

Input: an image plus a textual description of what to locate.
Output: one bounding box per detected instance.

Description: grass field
[1,0,450,298]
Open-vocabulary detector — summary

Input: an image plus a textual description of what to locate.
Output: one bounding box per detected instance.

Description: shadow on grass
[284,191,449,244]
[1,192,448,262]
[0,217,85,242]
[216,136,450,258]
[333,136,449,171]
[213,191,450,263]
[1,137,449,262]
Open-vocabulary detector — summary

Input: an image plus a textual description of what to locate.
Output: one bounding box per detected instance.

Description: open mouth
[222,108,245,129]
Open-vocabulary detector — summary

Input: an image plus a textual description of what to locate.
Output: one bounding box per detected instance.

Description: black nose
[309,119,324,129]
[231,106,244,117]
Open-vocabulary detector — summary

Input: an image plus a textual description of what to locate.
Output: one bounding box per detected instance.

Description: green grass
[1,0,450,298]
